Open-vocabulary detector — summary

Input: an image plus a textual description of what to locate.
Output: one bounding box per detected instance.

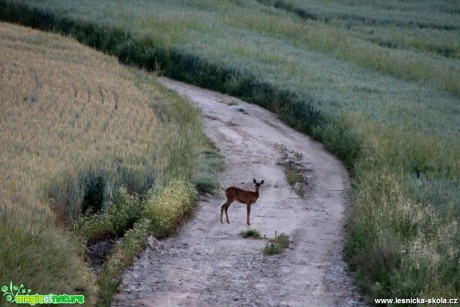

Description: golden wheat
[0,22,170,303]
[0,22,161,215]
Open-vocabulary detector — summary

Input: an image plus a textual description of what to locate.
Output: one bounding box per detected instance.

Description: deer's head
[253,179,264,191]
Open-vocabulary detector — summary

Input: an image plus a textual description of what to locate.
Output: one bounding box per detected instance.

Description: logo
[2,282,84,305]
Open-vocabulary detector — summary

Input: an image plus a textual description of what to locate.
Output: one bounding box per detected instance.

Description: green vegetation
[264,242,282,256]
[272,233,290,250]
[97,218,151,305]
[0,22,213,306]
[192,149,225,195]
[0,205,98,305]
[74,188,142,244]
[284,168,305,198]
[143,180,198,239]
[258,0,460,59]
[240,229,262,239]
[1,0,459,303]
[264,232,290,255]
[285,169,300,186]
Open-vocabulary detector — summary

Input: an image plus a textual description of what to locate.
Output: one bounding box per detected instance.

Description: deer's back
[225,186,258,203]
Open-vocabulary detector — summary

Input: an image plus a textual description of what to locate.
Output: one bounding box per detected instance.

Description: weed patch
[74,187,142,243]
[264,232,290,255]
[240,229,262,239]
[97,218,151,305]
[143,180,198,239]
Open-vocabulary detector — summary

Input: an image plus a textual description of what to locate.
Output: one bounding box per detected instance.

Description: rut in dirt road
[112,78,363,306]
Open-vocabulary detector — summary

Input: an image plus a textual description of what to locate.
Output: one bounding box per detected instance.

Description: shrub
[240,229,262,239]
[263,242,282,255]
[143,180,198,238]
[264,232,290,255]
[81,172,106,214]
[74,187,142,243]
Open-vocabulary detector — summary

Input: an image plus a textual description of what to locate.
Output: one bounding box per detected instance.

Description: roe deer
[221,179,264,226]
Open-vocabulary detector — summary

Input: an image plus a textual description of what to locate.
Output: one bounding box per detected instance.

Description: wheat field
[1,0,459,302]
[0,22,165,303]
[0,21,162,217]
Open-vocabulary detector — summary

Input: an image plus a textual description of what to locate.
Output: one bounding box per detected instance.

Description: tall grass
[74,187,142,243]
[235,5,460,96]
[347,170,459,299]
[192,149,225,195]
[344,117,460,299]
[1,0,459,303]
[0,23,161,304]
[0,206,98,305]
[0,20,163,227]
[0,22,208,306]
[97,218,151,305]
[257,0,460,29]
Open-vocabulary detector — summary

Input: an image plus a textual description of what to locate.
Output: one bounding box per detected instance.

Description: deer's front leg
[246,203,252,226]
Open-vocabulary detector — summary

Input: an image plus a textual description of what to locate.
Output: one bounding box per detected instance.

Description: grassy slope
[0,22,206,305]
[259,0,460,59]
[1,0,459,303]
[0,22,161,223]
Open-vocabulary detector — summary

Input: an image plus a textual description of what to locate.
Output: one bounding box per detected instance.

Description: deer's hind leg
[221,200,233,224]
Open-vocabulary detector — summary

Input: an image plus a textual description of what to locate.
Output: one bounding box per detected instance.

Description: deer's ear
[261,180,264,184]
[253,179,256,183]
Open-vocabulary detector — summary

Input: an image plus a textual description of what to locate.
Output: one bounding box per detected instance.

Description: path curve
[112,78,363,306]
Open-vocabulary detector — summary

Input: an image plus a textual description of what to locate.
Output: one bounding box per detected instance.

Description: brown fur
[220,179,264,225]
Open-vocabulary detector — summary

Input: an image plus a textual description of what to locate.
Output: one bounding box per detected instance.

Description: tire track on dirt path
[112,78,364,306]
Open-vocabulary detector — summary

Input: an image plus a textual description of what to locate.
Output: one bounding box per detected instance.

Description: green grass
[264,232,290,255]
[0,205,98,305]
[74,187,142,243]
[284,168,305,198]
[192,149,225,195]
[285,169,302,186]
[97,218,151,305]
[240,229,262,239]
[257,0,460,60]
[1,0,459,303]
[0,22,215,306]
[263,242,282,255]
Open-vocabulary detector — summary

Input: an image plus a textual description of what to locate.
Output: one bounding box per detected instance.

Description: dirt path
[112,78,363,306]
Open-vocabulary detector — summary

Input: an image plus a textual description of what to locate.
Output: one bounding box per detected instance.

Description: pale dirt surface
[112,78,364,306]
